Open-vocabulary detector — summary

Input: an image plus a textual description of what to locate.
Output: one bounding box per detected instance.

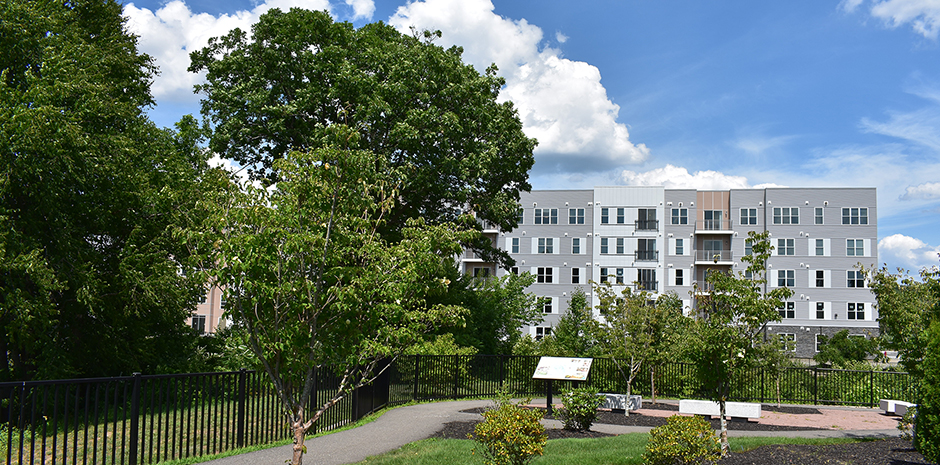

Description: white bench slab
[880,399,915,416]
[598,393,642,411]
[679,399,761,420]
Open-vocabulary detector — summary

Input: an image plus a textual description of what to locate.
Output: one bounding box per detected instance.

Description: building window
[846,239,864,256]
[847,302,865,320]
[537,267,553,284]
[778,333,796,352]
[675,269,684,286]
[571,268,580,284]
[676,238,684,256]
[192,315,206,334]
[510,267,519,275]
[815,270,825,287]
[473,267,491,279]
[815,207,824,225]
[600,267,609,283]
[777,270,795,287]
[616,238,625,255]
[600,238,609,254]
[744,240,753,256]
[569,208,585,224]
[637,208,657,230]
[617,208,626,224]
[637,238,657,261]
[815,334,825,352]
[671,208,688,225]
[778,301,795,319]
[199,291,208,304]
[777,238,795,256]
[543,298,553,314]
[537,238,554,254]
[815,238,825,256]
[638,269,657,291]
[740,208,757,225]
[535,326,552,340]
[703,210,723,230]
[511,237,520,254]
[571,237,581,254]
[601,208,610,224]
[616,268,625,284]
[842,207,869,225]
[535,208,558,225]
[773,207,799,225]
[847,270,865,288]
[816,302,826,319]
[517,207,524,225]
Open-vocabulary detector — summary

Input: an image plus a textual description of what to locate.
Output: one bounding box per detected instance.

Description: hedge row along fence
[1,355,917,464]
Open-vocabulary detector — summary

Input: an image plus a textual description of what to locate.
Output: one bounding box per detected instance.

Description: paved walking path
[204,399,901,465]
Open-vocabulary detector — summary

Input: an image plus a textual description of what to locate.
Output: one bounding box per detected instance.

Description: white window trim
[810,238,831,257]
[812,301,830,320]
[776,238,796,256]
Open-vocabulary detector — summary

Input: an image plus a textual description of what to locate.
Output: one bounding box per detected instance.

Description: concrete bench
[679,399,761,420]
[880,399,916,416]
[598,393,642,411]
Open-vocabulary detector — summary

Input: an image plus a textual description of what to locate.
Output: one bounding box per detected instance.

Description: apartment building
[190,285,227,334]
[461,186,879,358]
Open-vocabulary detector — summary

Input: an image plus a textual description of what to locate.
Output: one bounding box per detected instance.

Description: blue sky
[123,0,940,273]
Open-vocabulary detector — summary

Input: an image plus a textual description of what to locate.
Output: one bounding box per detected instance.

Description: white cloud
[344,0,375,20]
[124,0,332,103]
[879,234,940,270]
[616,164,785,190]
[901,181,940,199]
[861,106,940,151]
[848,0,940,39]
[388,0,649,172]
[555,31,568,43]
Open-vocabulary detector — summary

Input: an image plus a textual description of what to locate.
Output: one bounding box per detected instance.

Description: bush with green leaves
[914,320,940,463]
[558,387,603,431]
[898,405,917,441]
[643,415,721,465]
[471,398,546,465]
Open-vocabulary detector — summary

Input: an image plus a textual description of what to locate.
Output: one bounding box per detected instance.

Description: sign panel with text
[531,357,593,381]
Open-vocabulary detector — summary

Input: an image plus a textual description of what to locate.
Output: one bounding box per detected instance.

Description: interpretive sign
[532,357,593,381]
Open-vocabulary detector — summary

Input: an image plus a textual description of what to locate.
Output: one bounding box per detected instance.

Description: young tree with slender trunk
[687,231,792,456]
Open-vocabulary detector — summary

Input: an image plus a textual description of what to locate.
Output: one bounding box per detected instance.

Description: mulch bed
[429,403,934,464]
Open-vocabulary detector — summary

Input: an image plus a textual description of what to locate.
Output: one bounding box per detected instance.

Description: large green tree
[687,231,792,455]
[0,0,215,380]
[194,144,469,465]
[868,265,940,377]
[189,9,536,264]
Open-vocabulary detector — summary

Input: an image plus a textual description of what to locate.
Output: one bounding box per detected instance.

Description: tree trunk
[650,365,657,404]
[625,380,631,417]
[291,409,309,465]
[718,399,729,457]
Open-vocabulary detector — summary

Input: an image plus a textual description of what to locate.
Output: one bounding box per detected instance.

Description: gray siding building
[460,186,879,358]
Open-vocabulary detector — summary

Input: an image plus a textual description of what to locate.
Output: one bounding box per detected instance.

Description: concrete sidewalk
[203,399,901,465]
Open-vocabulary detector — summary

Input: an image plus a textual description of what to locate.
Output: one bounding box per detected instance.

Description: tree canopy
[189,9,537,262]
[0,0,217,380]
[868,265,940,377]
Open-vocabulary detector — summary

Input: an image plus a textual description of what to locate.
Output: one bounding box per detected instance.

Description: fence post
[813,366,818,405]
[452,355,459,399]
[412,355,420,401]
[499,354,505,393]
[869,369,874,408]
[129,373,142,465]
[237,369,247,447]
[760,367,765,404]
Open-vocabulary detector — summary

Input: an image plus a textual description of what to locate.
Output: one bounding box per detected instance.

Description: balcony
[694,250,734,265]
[635,220,659,231]
[634,281,658,292]
[694,219,733,233]
[635,250,659,261]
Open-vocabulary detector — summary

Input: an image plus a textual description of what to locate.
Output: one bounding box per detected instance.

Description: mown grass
[353,434,863,465]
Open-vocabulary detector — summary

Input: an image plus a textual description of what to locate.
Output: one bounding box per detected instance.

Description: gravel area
[429,403,934,464]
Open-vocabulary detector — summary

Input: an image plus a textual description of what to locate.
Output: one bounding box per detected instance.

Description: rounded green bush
[558,387,603,431]
[643,415,721,465]
[471,402,546,465]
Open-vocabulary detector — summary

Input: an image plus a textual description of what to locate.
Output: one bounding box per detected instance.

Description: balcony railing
[635,281,658,292]
[635,220,659,231]
[695,250,733,262]
[635,250,659,261]
[695,219,733,231]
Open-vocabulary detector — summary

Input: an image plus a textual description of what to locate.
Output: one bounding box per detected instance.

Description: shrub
[915,320,940,463]
[898,405,916,441]
[471,398,546,465]
[643,415,721,465]
[558,387,603,431]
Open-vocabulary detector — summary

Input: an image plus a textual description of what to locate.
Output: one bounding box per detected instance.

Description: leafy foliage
[537,287,594,357]
[868,266,940,377]
[558,387,603,431]
[0,0,217,380]
[687,230,792,455]
[447,273,543,355]
[643,415,721,465]
[915,320,940,463]
[813,330,881,368]
[189,8,536,265]
[471,400,546,465]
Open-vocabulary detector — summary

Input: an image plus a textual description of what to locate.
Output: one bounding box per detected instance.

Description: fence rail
[2,357,918,464]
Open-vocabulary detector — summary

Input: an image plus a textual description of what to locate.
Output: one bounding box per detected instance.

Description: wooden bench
[598,393,642,411]
[679,399,761,421]
[880,399,916,416]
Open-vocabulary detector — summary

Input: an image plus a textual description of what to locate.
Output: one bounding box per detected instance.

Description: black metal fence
[2,356,918,464]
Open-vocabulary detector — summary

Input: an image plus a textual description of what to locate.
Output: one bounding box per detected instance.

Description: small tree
[196,146,469,465]
[538,287,594,357]
[590,283,688,415]
[687,231,792,456]
[813,329,881,368]
[868,265,940,378]
[915,320,940,462]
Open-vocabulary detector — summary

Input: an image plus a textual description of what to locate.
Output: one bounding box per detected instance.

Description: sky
[122,0,940,273]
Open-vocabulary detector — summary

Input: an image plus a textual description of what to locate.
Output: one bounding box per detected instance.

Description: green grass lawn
[353,434,862,465]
